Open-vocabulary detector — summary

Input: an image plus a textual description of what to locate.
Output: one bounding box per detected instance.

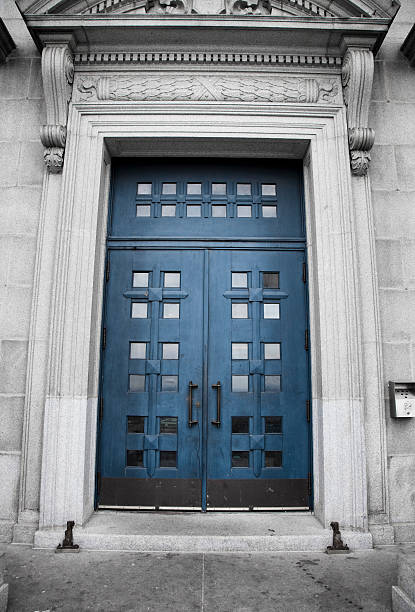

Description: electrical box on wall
[389,382,415,418]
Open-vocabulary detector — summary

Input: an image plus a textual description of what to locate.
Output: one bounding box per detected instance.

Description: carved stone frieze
[341,48,374,176]
[75,74,339,104]
[40,45,74,174]
[145,0,193,13]
[224,0,271,15]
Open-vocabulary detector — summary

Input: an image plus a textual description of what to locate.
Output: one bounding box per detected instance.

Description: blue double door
[98,159,311,510]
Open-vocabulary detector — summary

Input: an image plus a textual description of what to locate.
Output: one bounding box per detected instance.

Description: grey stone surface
[0,551,8,612]
[376,239,403,288]
[0,396,24,452]
[392,551,415,612]
[388,456,415,524]
[4,544,401,612]
[0,455,20,520]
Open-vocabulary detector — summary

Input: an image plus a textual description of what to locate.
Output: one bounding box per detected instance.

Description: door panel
[98,158,310,510]
[206,250,309,508]
[100,250,204,506]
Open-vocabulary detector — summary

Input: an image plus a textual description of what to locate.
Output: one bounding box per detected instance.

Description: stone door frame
[13,94,387,545]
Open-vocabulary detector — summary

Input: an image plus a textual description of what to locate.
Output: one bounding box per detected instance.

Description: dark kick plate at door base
[207,479,309,508]
[100,478,201,508]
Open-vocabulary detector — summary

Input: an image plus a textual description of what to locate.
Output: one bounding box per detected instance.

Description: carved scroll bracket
[341,47,375,177]
[40,44,74,174]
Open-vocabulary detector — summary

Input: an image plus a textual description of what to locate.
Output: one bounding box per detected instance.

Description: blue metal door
[207,250,309,508]
[98,159,310,509]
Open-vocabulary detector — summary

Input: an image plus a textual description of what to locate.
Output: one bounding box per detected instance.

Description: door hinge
[307,472,312,497]
[102,327,107,350]
[305,329,309,351]
[105,256,110,282]
[99,396,104,424]
[306,399,311,423]
[302,262,307,283]
[97,472,101,495]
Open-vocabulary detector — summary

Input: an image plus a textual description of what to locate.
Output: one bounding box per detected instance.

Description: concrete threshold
[34,511,373,552]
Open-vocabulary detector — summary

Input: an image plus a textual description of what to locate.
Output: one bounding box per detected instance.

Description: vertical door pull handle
[211,381,221,427]
[188,381,198,427]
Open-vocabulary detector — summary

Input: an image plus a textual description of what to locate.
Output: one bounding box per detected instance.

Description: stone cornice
[24,15,391,57]
[401,24,415,68]
[0,18,16,63]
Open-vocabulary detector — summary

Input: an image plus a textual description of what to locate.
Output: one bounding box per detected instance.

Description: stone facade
[370,1,415,543]
[0,0,414,545]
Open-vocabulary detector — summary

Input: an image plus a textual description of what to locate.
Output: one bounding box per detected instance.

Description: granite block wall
[0,0,44,541]
[370,0,415,542]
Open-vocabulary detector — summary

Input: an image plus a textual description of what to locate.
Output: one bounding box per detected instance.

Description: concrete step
[0,551,8,612]
[34,511,373,553]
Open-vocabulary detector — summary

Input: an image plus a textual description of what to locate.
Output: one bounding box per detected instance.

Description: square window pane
[162,375,178,392]
[262,206,277,218]
[136,204,151,217]
[164,272,180,288]
[162,343,179,360]
[265,451,282,467]
[187,205,201,217]
[237,205,252,218]
[232,451,249,467]
[232,375,249,392]
[212,183,226,195]
[212,205,227,218]
[263,303,280,319]
[129,375,146,392]
[131,303,148,319]
[162,183,176,195]
[262,184,276,196]
[237,183,251,196]
[163,303,180,319]
[232,303,248,319]
[160,417,178,434]
[232,343,249,360]
[265,375,281,392]
[137,183,152,195]
[232,272,247,288]
[263,272,279,288]
[232,416,250,434]
[130,342,147,359]
[187,183,202,195]
[264,343,280,360]
[128,416,145,434]
[160,451,177,467]
[265,416,282,434]
[162,205,176,217]
[133,272,149,287]
[127,450,143,467]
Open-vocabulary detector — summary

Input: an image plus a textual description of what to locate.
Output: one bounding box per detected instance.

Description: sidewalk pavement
[3,544,411,611]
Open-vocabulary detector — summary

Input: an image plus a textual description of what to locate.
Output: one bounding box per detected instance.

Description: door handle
[188,381,198,427]
[211,381,221,427]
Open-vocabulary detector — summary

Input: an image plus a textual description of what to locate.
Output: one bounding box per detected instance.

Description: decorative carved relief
[146,0,193,13]
[76,74,338,103]
[40,45,74,174]
[341,48,374,176]
[224,0,271,14]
